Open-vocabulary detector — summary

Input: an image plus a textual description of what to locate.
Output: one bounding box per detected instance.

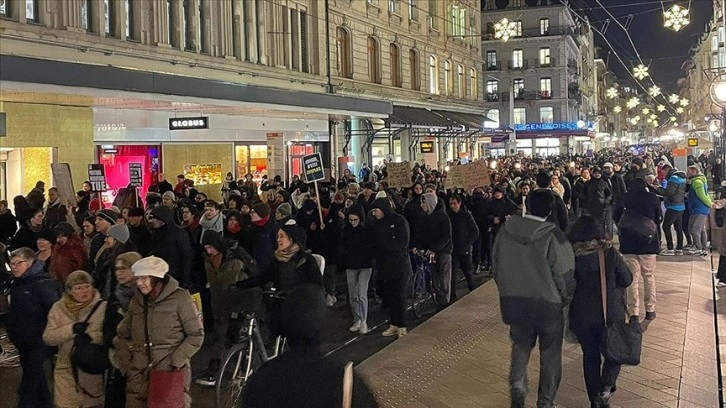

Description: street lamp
[710,79,726,179]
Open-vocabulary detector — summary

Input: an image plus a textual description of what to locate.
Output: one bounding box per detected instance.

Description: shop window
[183,164,222,186]
[288,143,314,180]
[97,145,161,208]
[235,145,268,187]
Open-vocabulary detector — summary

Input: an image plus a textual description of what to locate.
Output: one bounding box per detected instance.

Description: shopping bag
[147,369,185,408]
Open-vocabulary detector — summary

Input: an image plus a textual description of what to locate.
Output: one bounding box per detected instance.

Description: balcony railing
[508,60,529,70]
[486,92,499,102]
[486,61,501,71]
[534,57,556,68]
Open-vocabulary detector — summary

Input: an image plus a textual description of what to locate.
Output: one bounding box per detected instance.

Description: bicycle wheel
[215,342,258,408]
[411,266,427,319]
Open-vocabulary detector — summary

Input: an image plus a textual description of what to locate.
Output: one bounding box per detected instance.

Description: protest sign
[87,164,106,192]
[386,162,411,188]
[51,163,76,207]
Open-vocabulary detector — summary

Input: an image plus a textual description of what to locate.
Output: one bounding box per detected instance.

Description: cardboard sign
[51,163,76,207]
[420,141,435,153]
[87,164,107,192]
[461,161,491,192]
[386,161,411,188]
[445,165,465,189]
[687,138,698,147]
[129,163,143,187]
[302,153,325,182]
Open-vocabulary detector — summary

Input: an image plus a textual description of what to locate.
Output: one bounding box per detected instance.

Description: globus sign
[168,116,209,130]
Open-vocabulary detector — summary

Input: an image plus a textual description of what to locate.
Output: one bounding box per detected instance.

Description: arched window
[409,49,420,91]
[470,68,478,99]
[336,27,353,78]
[390,43,402,87]
[429,55,439,94]
[457,64,464,97]
[368,36,381,84]
[444,60,452,96]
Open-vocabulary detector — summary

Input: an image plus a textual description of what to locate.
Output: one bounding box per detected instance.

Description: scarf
[63,293,95,320]
[253,215,270,227]
[274,243,301,263]
[114,283,136,311]
[200,212,224,232]
[227,223,241,234]
[571,239,612,256]
[148,279,167,302]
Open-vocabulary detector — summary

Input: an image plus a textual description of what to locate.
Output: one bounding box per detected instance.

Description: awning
[433,110,493,130]
[388,105,452,128]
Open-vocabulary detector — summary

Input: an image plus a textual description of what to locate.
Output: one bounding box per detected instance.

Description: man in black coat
[527,171,569,232]
[150,206,192,288]
[413,192,453,308]
[447,195,479,301]
[584,167,613,229]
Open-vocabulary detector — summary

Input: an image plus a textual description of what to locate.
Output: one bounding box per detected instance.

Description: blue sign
[514,122,593,132]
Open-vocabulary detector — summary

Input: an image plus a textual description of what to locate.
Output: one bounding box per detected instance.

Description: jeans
[718,255,726,283]
[509,314,564,408]
[450,251,475,302]
[662,209,684,250]
[431,252,452,307]
[682,208,693,245]
[346,268,372,323]
[380,276,406,328]
[623,254,657,316]
[17,347,53,408]
[323,264,337,296]
[578,325,621,403]
[688,214,708,251]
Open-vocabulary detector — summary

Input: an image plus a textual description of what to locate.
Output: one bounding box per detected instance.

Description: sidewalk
[357,256,720,408]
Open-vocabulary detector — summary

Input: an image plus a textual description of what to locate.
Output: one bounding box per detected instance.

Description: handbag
[598,250,642,365]
[71,300,110,375]
[144,301,185,408]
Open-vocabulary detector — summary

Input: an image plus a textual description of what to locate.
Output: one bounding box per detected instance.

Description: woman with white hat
[113,256,204,408]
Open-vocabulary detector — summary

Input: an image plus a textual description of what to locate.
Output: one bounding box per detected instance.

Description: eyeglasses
[349,217,360,223]
[9,260,27,267]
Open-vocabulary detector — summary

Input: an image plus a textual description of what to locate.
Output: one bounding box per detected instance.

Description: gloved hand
[72,322,89,335]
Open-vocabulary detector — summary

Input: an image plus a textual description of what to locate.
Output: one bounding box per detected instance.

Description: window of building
[450,5,466,38]
[429,55,439,94]
[513,78,524,98]
[336,27,353,78]
[368,0,379,5]
[81,0,93,32]
[486,50,497,69]
[470,68,478,99]
[512,0,522,6]
[513,108,526,125]
[539,47,551,66]
[390,43,402,87]
[514,20,522,37]
[300,11,309,73]
[410,49,420,91]
[540,78,552,98]
[540,18,549,35]
[409,0,418,21]
[540,107,554,123]
[457,65,464,97]
[486,80,498,94]
[26,0,38,22]
[444,60,452,95]
[105,0,113,35]
[0,0,8,17]
[368,36,381,84]
[485,109,499,128]
[428,0,437,29]
[512,49,523,68]
[183,0,194,50]
[167,0,180,48]
[389,0,400,13]
[126,0,134,39]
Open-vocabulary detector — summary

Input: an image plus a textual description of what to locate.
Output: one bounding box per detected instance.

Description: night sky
[573,0,714,92]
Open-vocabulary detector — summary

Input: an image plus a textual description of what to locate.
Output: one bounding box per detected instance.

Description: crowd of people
[0,146,721,407]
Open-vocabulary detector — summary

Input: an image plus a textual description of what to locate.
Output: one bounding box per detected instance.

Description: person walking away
[649,163,686,255]
[113,256,204,408]
[613,178,662,322]
[686,165,712,256]
[568,216,633,408]
[529,171,569,232]
[0,199,17,245]
[584,167,613,229]
[7,247,61,408]
[368,197,411,339]
[447,194,479,301]
[341,204,373,334]
[149,206,192,288]
[492,190,576,408]
[42,270,107,408]
[26,180,46,211]
[413,192,453,309]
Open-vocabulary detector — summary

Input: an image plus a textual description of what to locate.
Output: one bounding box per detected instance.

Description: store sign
[129,163,143,187]
[88,164,107,192]
[514,122,592,132]
[687,138,699,147]
[168,116,209,130]
[420,141,435,153]
[302,153,325,182]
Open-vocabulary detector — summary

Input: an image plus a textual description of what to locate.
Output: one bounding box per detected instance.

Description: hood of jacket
[151,205,176,226]
[670,170,686,181]
[500,216,556,245]
[690,173,708,184]
[18,259,49,281]
[571,239,613,256]
[346,203,366,224]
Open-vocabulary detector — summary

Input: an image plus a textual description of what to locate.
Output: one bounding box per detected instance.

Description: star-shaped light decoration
[494,18,519,42]
[647,118,654,124]
[649,86,661,97]
[613,106,622,113]
[668,94,680,104]
[630,117,639,125]
[663,4,690,32]
[650,114,657,120]
[657,104,666,112]
[642,107,650,115]
[679,98,689,107]
[676,106,684,114]
[670,116,677,122]
[606,87,618,99]
[626,97,640,109]
[633,64,649,80]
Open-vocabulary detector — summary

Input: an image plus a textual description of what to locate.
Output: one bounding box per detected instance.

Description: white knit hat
[131,256,169,279]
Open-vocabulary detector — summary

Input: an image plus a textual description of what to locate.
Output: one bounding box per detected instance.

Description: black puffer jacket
[151,206,192,287]
[340,204,372,269]
[448,205,480,256]
[368,198,411,281]
[613,179,663,255]
[414,206,452,255]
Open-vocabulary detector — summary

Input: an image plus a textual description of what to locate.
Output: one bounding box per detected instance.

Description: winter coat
[247,217,277,274]
[204,248,250,322]
[6,260,61,351]
[654,170,686,211]
[8,223,48,252]
[0,210,17,245]
[403,195,424,246]
[414,207,452,255]
[487,196,519,235]
[26,187,45,211]
[151,207,193,288]
[603,172,627,203]
[569,241,632,338]
[238,249,323,294]
[584,177,612,217]
[613,185,662,255]
[492,216,576,326]
[526,188,569,232]
[128,223,154,257]
[43,293,107,408]
[709,199,726,255]
[573,177,589,209]
[340,205,372,270]
[447,206,480,256]
[368,208,411,281]
[94,241,137,299]
[113,276,204,408]
[50,234,89,285]
[688,174,712,215]
[44,200,69,230]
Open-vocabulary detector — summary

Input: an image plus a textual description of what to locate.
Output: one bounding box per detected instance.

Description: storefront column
[232,0,246,61]
[169,0,184,49]
[256,0,268,65]
[400,128,412,162]
[349,118,364,174]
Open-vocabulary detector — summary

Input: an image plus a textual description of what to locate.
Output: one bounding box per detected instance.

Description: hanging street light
[626,97,640,109]
[657,104,666,112]
[633,64,649,80]
[613,106,622,113]
[606,87,618,99]
[663,4,690,32]
[670,116,677,122]
[642,107,650,115]
[676,106,684,114]
[649,85,661,97]
[668,94,680,104]
[650,114,657,120]
[494,18,519,42]
[679,98,689,107]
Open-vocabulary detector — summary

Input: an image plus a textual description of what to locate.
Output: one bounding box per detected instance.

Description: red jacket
[50,234,89,284]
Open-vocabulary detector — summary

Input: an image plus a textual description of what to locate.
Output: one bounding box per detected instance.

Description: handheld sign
[87,164,107,192]
[129,163,143,187]
[51,163,76,208]
[303,153,325,182]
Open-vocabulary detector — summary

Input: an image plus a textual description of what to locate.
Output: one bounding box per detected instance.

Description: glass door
[288,143,315,181]
[235,144,268,188]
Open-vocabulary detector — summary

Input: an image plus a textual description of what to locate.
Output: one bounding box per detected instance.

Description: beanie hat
[53,222,76,237]
[252,202,271,219]
[96,209,118,225]
[347,203,366,223]
[422,192,438,215]
[371,197,392,215]
[603,162,614,169]
[280,224,307,248]
[276,202,292,218]
[127,207,145,217]
[632,157,644,166]
[132,256,169,279]
[109,206,121,214]
[201,230,226,252]
[115,252,143,269]
[301,199,317,213]
[65,270,93,291]
[37,229,57,244]
[162,191,176,202]
[107,224,130,244]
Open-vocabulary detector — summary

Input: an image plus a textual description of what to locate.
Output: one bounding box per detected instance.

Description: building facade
[481,0,596,156]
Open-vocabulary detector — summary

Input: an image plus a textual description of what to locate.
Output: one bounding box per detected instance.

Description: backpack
[229,243,259,277]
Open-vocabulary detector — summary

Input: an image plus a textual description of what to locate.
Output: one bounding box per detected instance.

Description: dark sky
[572,0,714,92]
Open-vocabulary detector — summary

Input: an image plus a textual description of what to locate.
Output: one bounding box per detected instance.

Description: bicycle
[215,289,287,408]
[408,249,437,319]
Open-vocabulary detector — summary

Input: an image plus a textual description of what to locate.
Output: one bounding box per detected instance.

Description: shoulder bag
[144,299,186,408]
[599,250,642,365]
[618,210,657,241]
[71,300,110,375]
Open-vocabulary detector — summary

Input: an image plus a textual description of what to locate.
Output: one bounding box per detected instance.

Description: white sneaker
[397,328,407,338]
[661,249,675,256]
[349,321,361,332]
[326,294,337,307]
[382,325,399,337]
[195,376,217,387]
[717,281,726,288]
[675,249,684,255]
[358,322,369,334]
